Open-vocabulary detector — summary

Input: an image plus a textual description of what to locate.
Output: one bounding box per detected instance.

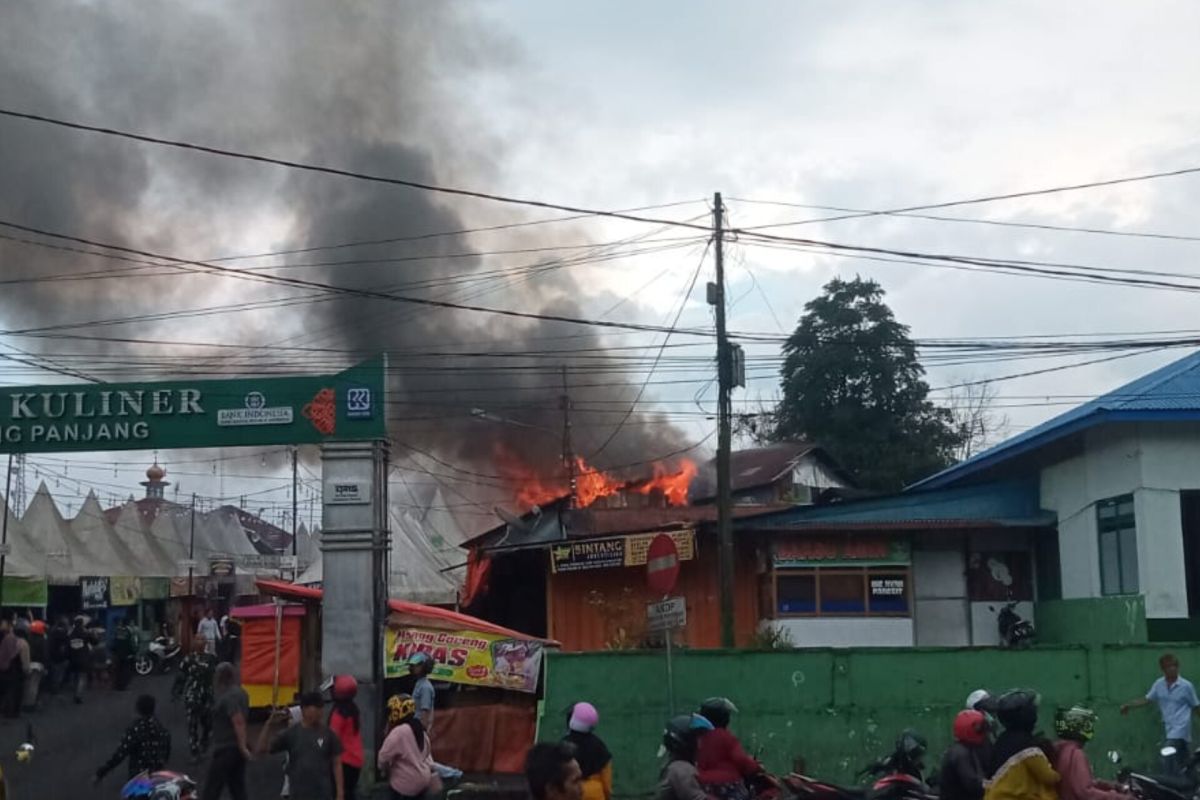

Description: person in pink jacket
[378,694,438,800]
[1052,706,1130,800]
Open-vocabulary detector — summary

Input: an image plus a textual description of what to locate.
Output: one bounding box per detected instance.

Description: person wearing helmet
[940,711,988,800]
[329,676,364,800]
[983,690,1059,800]
[965,690,998,771]
[658,714,714,800]
[696,697,759,800]
[563,702,612,800]
[379,693,437,800]
[1052,707,1129,800]
[407,652,437,733]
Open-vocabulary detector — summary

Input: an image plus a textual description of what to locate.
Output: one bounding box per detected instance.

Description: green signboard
[0,358,386,453]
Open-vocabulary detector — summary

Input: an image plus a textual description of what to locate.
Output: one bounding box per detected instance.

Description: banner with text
[550,529,696,574]
[384,625,544,693]
[0,358,385,454]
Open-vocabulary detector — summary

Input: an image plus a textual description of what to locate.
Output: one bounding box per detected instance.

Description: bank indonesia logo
[345,386,372,419]
[245,391,266,410]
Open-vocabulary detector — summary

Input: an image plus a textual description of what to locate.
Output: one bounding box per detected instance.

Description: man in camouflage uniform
[172,635,217,760]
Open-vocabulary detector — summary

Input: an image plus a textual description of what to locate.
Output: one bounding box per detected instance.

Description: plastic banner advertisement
[550,529,696,573]
[385,626,544,693]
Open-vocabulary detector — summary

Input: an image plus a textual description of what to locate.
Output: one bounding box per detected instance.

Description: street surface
[0,674,290,799]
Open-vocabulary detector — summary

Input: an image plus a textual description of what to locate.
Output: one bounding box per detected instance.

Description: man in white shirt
[196,609,221,656]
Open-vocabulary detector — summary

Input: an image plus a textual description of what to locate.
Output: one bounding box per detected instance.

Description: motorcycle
[1111,745,1197,800]
[991,601,1035,648]
[786,731,936,800]
[121,770,197,800]
[134,636,181,676]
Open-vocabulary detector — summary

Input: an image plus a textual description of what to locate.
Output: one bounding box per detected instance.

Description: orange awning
[254,578,558,646]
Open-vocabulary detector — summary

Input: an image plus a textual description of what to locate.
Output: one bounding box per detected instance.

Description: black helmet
[995,690,1039,732]
[662,714,713,759]
[699,697,738,729]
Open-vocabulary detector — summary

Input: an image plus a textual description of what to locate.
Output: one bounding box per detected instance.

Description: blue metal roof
[910,349,1200,491]
[740,478,1052,530]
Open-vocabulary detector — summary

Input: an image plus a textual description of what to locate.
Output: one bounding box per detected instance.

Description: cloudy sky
[1,1,1198,527]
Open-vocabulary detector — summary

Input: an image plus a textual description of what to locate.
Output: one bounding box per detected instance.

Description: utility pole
[0,454,12,610]
[291,446,299,580]
[711,192,735,647]
[561,365,577,508]
[188,493,196,599]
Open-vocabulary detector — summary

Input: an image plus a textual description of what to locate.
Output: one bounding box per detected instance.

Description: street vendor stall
[255,578,557,774]
[229,603,308,709]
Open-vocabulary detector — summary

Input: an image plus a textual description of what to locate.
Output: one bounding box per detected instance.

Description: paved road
[0,672,290,799]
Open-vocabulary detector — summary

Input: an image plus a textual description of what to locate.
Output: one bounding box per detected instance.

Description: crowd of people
[523,652,1200,800]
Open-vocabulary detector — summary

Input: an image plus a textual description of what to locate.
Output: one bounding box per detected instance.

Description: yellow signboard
[551,528,696,573]
[384,626,544,694]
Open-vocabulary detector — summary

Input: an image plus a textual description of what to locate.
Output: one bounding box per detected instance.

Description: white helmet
[966,689,992,711]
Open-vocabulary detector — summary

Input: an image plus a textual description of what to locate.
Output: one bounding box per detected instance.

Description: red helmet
[954,709,988,746]
[332,675,358,700]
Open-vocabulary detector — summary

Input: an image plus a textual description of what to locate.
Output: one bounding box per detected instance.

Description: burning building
[462,441,855,650]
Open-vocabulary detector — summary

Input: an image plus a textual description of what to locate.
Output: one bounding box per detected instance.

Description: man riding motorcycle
[697,698,762,800]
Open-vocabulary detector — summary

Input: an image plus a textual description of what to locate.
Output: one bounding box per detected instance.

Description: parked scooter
[991,601,1035,648]
[1111,745,1197,800]
[786,731,936,800]
[134,636,181,676]
[120,770,197,799]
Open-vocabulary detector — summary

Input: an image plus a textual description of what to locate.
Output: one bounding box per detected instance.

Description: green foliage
[774,277,963,491]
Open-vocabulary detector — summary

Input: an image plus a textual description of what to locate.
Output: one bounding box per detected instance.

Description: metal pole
[713,192,735,647]
[665,616,675,715]
[188,493,196,600]
[561,365,576,508]
[0,453,12,611]
[271,597,283,707]
[291,446,298,580]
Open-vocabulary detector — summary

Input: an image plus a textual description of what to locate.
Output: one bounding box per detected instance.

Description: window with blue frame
[775,568,910,617]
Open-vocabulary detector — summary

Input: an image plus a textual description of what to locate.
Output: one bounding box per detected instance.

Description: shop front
[764,534,914,647]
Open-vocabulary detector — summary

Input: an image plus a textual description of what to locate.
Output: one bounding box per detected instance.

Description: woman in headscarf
[984,690,1060,800]
[563,702,613,800]
[378,693,437,800]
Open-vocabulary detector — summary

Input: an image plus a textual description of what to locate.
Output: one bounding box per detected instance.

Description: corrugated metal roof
[739,478,1052,530]
[691,441,821,499]
[911,349,1200,490]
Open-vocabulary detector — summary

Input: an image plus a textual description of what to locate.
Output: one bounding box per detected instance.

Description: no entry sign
[646,532,681,595]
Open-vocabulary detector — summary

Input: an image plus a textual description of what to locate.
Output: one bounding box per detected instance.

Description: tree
[946,380,1009,461]
[773,277,963,491]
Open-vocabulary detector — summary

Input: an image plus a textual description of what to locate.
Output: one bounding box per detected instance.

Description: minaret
[140,461,170,500]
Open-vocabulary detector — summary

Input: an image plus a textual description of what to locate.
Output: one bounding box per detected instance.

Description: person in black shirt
[94,694,172,783]
[113,618,136,691]
[47,617,70,695]
[67,617,91,703]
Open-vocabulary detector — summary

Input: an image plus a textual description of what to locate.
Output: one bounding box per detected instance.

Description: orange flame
[493,444,696,511]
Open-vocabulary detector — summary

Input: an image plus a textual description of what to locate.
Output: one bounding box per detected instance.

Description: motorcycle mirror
[1161,746,1179,758]
[1107,750,1122,764]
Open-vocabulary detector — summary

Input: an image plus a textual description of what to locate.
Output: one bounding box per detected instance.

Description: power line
[729,197,1200,243]
[0,218,720,338]
[732,163,1200,231]
[0,108,713,235]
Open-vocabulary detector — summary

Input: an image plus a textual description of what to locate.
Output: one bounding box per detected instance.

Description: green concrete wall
[541,645,1200,798]
[1036,597,1147,644]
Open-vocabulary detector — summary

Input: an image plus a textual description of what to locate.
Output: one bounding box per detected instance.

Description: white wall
[1040,423,1200,619]
[770,617,913,648]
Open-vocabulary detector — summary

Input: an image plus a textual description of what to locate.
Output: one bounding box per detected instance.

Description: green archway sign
[0,357,386,454]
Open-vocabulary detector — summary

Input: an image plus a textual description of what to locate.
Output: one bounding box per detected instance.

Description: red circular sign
[646,533,680,595]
